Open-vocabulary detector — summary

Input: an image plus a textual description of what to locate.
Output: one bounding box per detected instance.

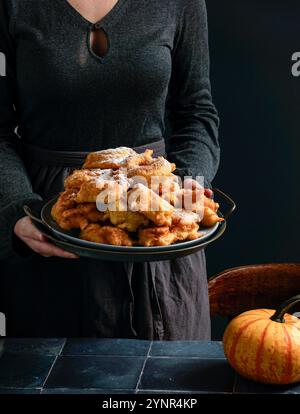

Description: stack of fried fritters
[51,147,223,246]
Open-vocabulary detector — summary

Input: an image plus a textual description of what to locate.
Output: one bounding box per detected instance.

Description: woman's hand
[14,216,78,259]
[183,178,213,198]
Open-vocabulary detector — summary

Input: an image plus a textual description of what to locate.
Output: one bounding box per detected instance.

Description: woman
[0,0,220,339]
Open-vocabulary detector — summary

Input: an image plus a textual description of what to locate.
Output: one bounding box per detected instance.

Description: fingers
[183,179,213,199]
[15,216,45,242]
[183,178,204,191]
[204,188,213,198]
[26,239,78,259]
[14,216,78,259]
[183,178,199,189]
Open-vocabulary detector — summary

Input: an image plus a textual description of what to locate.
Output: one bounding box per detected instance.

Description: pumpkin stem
[270,295,300,323]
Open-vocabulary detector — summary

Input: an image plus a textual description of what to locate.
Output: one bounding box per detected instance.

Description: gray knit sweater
[0,0,220,258]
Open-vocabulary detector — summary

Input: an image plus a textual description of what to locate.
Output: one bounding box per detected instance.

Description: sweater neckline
[58,0,128,28]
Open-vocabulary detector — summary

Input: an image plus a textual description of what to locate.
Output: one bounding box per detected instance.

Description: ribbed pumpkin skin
[223,309,300,384]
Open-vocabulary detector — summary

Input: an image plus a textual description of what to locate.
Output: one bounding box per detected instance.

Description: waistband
[21,139,166,167]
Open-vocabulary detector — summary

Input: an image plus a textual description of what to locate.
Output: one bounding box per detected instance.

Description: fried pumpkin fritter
[80,223,133,246]
[82,147,137,169]
[127,183,174,227]
[51,190,105,231]
[51,147,224,247]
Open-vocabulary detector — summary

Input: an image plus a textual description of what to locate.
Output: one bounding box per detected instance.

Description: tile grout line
[41,387,135,392]
[40,339,67,391]
[0,386,42,390]
[135,341,153,393]
[51,354,150,358]
[137,390,234,395]
[40,355,59,391]
[146,356,226,360]
[59,338,67,355]
[46,354,226,359]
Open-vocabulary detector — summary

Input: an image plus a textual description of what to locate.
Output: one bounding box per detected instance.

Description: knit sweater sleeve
[166,0,220,187]
[0,0,41,259]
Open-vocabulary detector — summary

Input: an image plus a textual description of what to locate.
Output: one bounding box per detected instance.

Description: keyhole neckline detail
[89,26,110,61]
[60,0,128,28]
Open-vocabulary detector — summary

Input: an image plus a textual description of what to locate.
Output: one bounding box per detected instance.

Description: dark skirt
[1,140,211,340]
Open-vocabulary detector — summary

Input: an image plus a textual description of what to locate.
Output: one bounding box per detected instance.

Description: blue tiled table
[0,338,299,394]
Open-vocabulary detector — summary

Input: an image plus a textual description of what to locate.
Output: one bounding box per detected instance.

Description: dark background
[205,0,300,338]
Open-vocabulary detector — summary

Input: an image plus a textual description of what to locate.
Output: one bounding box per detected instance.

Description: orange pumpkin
[223,295,300,384]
